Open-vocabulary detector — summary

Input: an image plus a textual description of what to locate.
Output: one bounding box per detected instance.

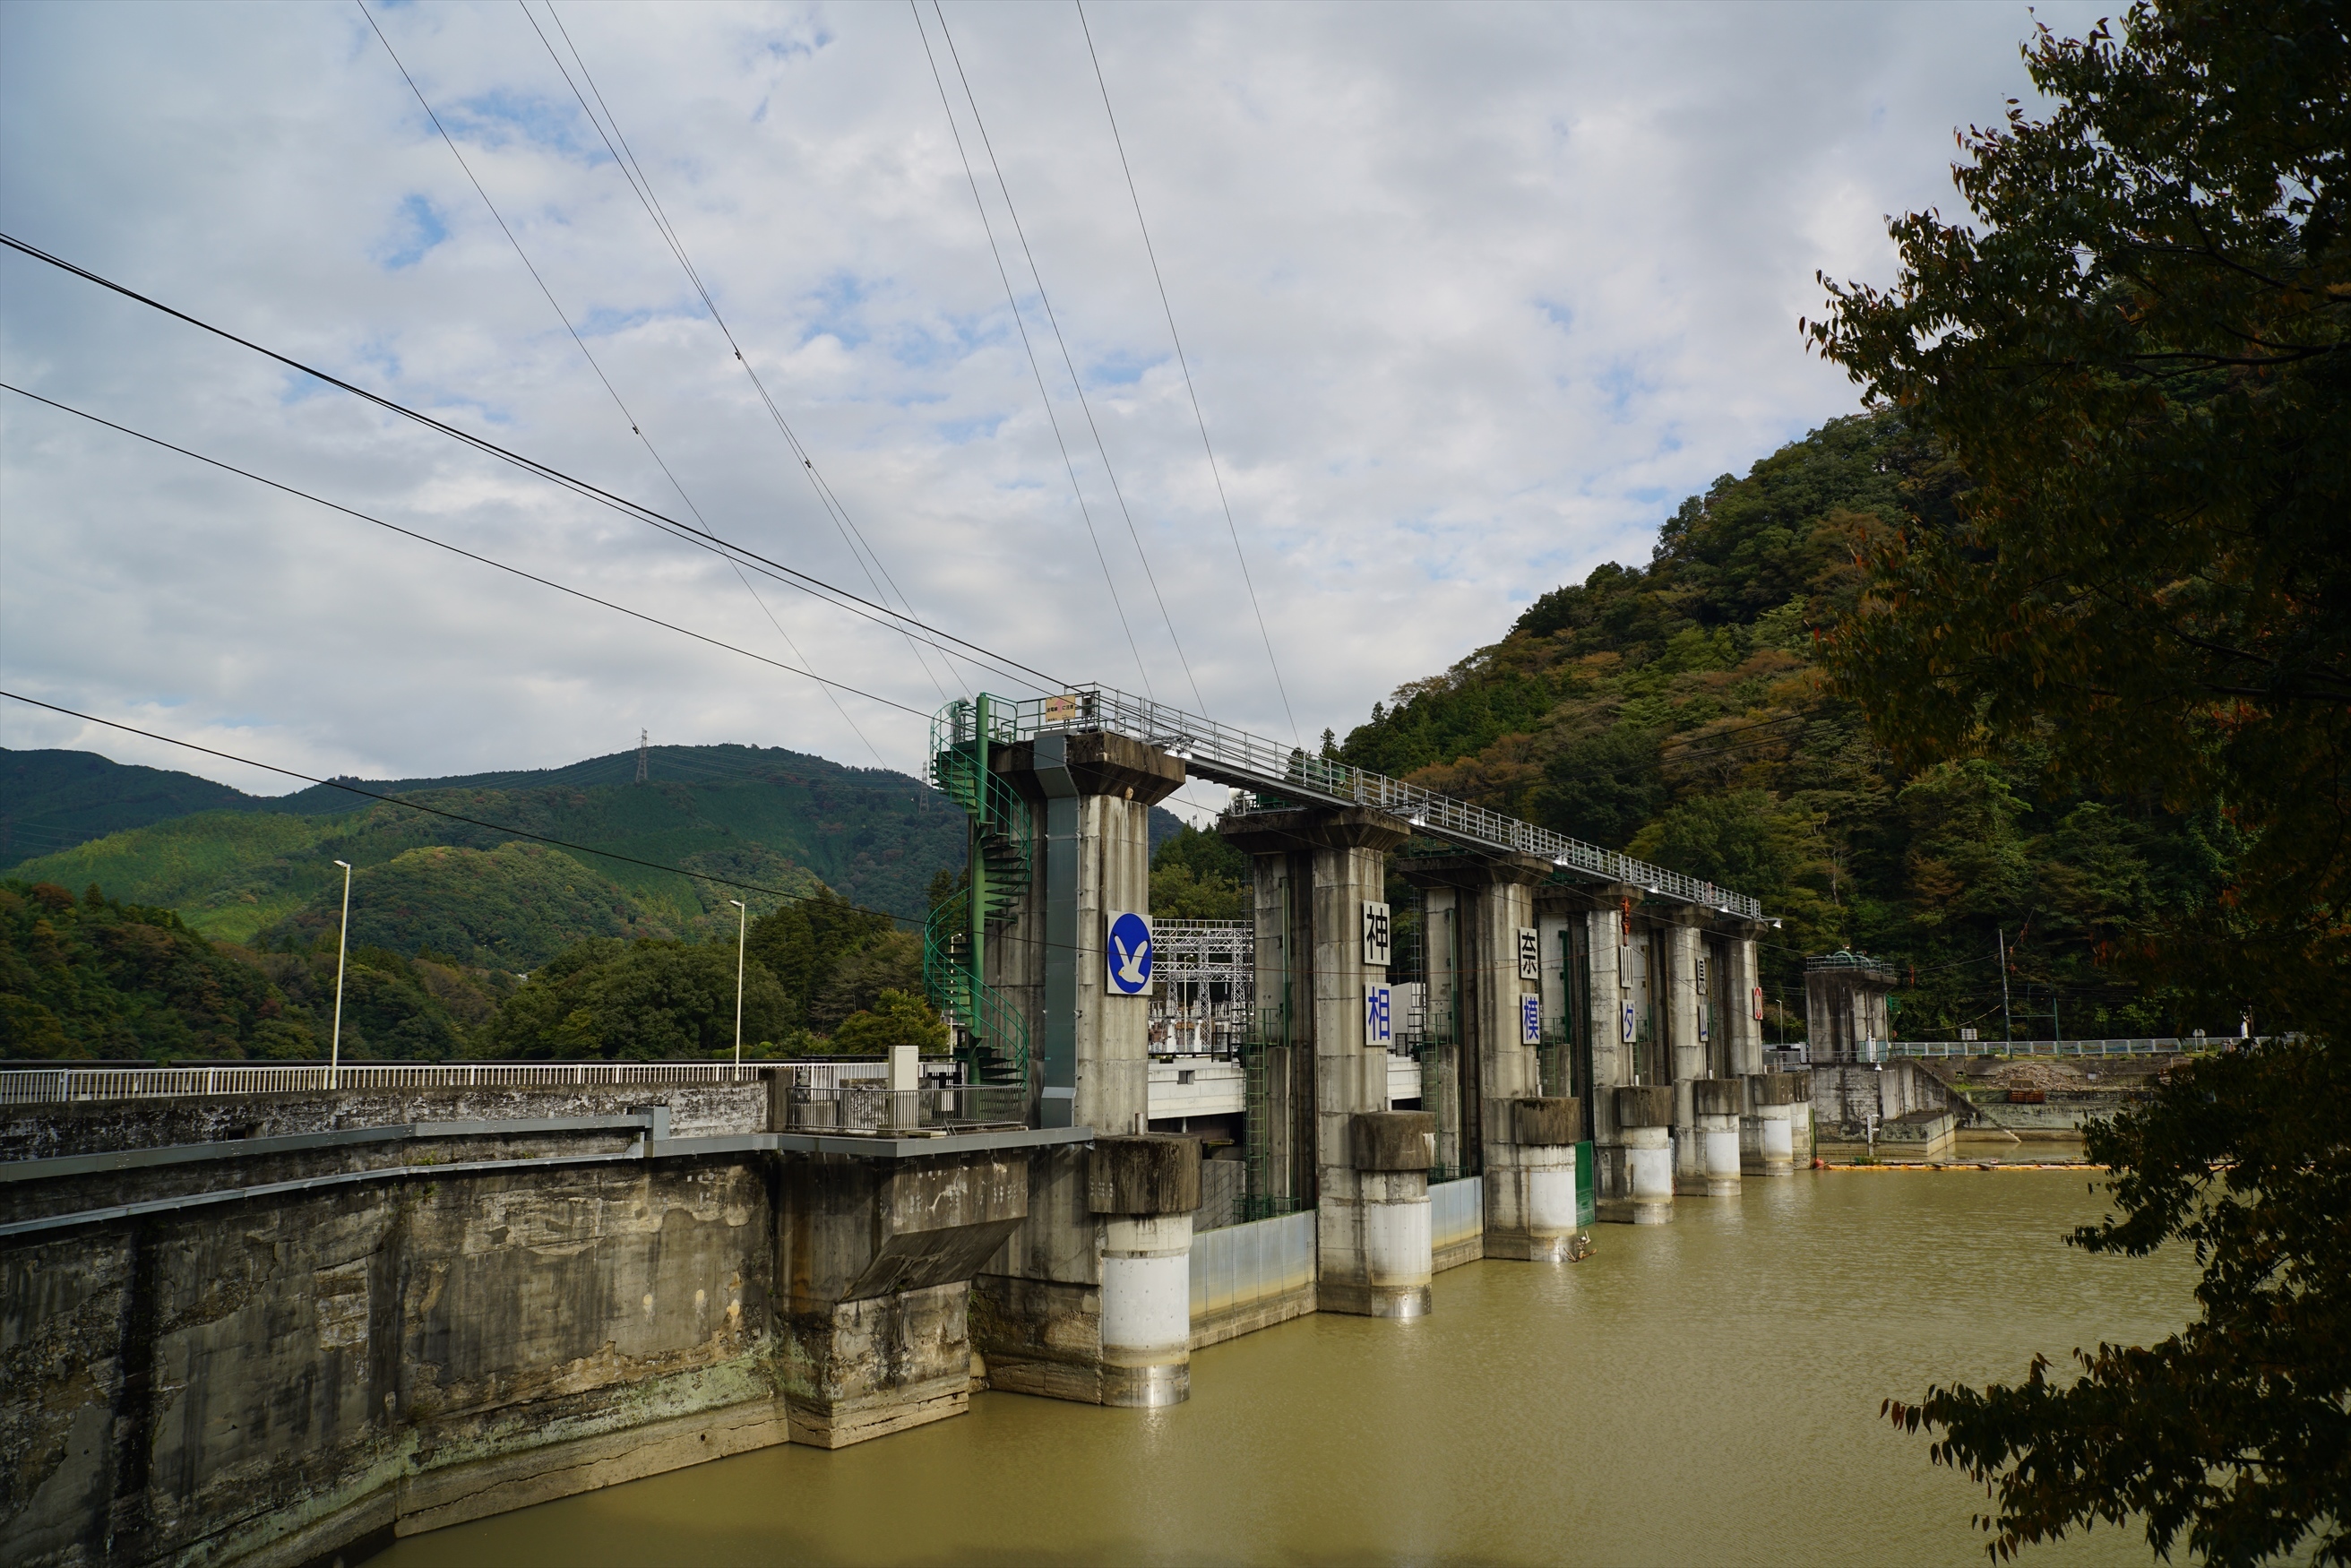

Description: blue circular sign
[1107,912,1153,995]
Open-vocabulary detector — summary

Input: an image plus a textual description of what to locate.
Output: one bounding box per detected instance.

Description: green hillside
[0,748,272,865]
[1339,411,2241,1042]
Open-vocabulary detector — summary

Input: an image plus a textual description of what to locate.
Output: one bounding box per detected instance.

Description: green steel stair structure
[923,695,1035,1089]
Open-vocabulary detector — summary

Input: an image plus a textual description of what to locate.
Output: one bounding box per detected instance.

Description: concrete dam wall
[1,1083,1085,1568]
[4,1086,789,1567]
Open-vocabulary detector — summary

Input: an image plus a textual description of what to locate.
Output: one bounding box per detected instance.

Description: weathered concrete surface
[2,1090,1043,1565]
[1089,1135,1201,1216]
[0,1083,768,1165]
[3,1148,776,1568]
[1614,1085,1675,1128]
[971,1144,1109,1402]
[771,1148,1029,1445]
[1349,1111,1436,1172]
[1509,1098,1581,1148]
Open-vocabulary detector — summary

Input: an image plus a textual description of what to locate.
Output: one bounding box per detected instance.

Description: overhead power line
[1074,0,1298,745]
[356,0,897,769]
[924,1,1205,716]
[0,231,1070,698]
[519,0,970,706]
[907,0,1154,701]
[0,382,934,722]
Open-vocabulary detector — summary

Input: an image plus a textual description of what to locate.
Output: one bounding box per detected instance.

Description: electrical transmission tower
[634,728,649,786]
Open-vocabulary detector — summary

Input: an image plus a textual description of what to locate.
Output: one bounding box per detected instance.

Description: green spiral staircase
[923,695,1034,1087]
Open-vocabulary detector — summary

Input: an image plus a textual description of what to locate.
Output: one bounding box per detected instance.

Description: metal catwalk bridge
[990,684,1763,920]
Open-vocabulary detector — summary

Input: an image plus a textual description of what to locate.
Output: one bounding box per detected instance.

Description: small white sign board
[1521,994,1543,1046]
[1517,927,1540,981]
[1362,901,1391,968]
[1365,985,1393,1047]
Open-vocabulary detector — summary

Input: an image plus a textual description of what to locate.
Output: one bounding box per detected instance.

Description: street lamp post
[728,898,747,1078]
[330,859,353,1090]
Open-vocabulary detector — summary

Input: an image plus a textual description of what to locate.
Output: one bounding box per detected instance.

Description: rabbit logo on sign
[1107,912,1153,995]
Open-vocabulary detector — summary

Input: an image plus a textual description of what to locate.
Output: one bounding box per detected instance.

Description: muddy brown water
[384,1169,2193,1567]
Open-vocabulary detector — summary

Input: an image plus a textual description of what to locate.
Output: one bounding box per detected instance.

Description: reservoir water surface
[385,1167,2192,1567]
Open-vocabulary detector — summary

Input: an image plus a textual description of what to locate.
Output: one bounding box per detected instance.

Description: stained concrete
[2,1088,1043,1566]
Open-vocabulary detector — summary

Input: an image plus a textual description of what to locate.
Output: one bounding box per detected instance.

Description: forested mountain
[2,741,1184,1062]
[1,745,992,976]
[1337,412,2239,1042]
[0,749,273,865]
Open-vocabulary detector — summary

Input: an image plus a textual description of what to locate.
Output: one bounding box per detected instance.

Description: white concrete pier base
[1625,1126,1674,1223]
[1747,1072,1810,1176]
[1612,1085,1676,1224]
[1324,1110,1436,1317]
[1099,1213,1193,1408]
[1694,1080,1743,1198]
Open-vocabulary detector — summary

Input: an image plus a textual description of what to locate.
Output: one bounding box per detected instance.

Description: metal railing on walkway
[1838,1038,2250,1062]
[776,1082,1027,1133]
[1003,685,1762,919]
[0,1059,961,1107]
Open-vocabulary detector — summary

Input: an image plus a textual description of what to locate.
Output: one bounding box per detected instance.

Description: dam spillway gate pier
[3,692,1810,1565]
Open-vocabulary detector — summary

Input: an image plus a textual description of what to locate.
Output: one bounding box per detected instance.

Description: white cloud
[0,0,2100,813]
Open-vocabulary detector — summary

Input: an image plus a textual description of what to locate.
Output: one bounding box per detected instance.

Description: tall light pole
[728,898,747,1078]
[331,859,353,1089]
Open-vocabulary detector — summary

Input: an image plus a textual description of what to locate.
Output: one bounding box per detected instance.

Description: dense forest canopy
[1335,410,2242,1041]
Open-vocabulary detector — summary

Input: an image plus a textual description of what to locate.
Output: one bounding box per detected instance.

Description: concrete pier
[1490,1096,1585,1260]
[1574,889,1643,1210]
[1089,1135,1201,1407]
[1221,805,1432,1314]
[1692,1079,1744,1198]
[973,732,1198,1405]
[1749,1072,1804,1175]
[1613,1084,1676,1224]
[775,1149,1030,1448]
[1666,911,1710,1195]
[1395,851,1582,1261]
[1334,1110,1437,1314]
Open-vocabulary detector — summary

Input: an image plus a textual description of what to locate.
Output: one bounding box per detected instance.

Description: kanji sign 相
[1366,985,1393,1047]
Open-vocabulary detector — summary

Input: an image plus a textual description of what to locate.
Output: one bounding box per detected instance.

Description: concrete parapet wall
[0,1082,770,1164]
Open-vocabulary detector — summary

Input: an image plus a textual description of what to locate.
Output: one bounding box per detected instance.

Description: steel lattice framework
[1150,919,1253,1055]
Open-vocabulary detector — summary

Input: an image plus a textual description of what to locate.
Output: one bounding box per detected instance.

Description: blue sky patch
[1083,348,1163,388]
[934,414,1005,444]
[375,193,445,271]
[444,89,607,163]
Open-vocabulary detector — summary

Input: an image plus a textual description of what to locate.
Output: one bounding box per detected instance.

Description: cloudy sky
[0,0,2100,816]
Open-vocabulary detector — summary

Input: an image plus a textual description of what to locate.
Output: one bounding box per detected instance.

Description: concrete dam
[4,695,1819,1566]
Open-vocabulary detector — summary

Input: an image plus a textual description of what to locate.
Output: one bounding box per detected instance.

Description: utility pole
[728,899,747,1077]
[331,859,353,1090]
[1997,927,2013,1045]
